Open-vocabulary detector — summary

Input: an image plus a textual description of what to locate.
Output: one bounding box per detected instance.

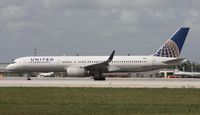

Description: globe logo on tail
[153,39,180,58]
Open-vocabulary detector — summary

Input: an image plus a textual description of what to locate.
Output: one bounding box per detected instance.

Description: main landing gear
[94,77,105,80]
[93,72,105,81]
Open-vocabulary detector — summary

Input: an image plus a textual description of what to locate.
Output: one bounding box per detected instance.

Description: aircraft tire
[94,77,105,81]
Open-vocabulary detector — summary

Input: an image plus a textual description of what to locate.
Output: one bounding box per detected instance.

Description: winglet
[107,50,115,62]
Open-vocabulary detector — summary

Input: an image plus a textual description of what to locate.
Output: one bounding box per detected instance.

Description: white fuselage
[174,71,200,77]
[7,55,180,73]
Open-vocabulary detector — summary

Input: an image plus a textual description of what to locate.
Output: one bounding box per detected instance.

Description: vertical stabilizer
[153,27,189,58]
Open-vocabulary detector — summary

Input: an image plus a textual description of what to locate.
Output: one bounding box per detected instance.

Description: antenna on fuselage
[34,48,37,56]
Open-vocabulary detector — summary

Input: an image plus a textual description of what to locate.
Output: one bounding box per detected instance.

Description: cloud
[0,0,200,62]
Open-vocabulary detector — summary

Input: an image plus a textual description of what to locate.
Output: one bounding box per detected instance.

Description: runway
[1,77,200,88]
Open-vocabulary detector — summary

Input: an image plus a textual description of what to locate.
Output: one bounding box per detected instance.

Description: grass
[0,87,200,115]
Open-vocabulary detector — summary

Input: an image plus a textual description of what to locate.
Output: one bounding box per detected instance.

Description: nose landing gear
[24,73,32,80]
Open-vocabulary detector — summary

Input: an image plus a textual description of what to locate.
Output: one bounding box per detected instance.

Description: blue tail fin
[153,27,189,58]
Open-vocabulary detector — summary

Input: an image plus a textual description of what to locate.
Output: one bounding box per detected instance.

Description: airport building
[0,63,9,77]
[159,69,175,78]
[129,70,160,78]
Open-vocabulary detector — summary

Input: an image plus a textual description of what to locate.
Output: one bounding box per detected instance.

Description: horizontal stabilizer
[163,58,187,65]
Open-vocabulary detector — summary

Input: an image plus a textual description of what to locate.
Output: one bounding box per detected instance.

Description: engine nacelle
[67,67,88,77]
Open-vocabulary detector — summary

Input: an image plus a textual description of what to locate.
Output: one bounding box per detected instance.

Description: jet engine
[67,67,89,77]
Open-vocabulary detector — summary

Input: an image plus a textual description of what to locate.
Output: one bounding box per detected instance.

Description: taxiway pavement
[0,77,200,88]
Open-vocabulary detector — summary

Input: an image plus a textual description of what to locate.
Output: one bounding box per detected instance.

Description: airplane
[7,27,189,80]
[174,68,200,78]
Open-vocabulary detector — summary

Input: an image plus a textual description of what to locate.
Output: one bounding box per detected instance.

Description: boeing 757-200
[7,27,189,80]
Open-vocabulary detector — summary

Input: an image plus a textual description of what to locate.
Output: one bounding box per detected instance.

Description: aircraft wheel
[27,77,31,80]
[94,77,105,81]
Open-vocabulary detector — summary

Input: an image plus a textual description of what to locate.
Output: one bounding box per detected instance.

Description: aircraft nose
[6,64,14,70]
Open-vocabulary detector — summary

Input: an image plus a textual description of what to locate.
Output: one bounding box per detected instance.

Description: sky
[0,0,200,63]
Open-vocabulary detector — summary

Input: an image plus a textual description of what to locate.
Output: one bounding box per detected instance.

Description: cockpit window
[11,61,16,64]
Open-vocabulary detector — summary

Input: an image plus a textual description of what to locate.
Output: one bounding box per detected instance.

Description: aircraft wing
[84,50,115,72]
[162,58,186,65]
